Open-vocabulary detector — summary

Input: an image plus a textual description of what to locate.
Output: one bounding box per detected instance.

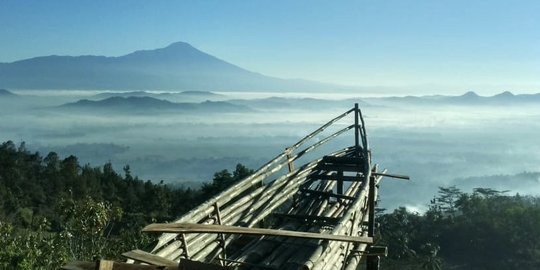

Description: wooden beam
[317,164,364,172]
[367,246,388,257]
[272,213,340,223]
[143,223,373,244]
[313,174,364,182]
[336,170,343,195]
[372,172,410,180]
[122,249,177,266]
[300,188,357,200]
[179,259,233,270]
[62,261,178,270]
[322,156,364,165]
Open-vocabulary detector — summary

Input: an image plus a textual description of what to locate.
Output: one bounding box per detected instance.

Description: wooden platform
[62,259,233,270]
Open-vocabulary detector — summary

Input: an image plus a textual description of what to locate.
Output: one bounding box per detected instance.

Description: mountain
[59,96,252,114]
[448,91,482,103]
[0,42,347,92]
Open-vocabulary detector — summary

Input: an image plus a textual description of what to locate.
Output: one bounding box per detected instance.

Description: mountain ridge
[369,91,540,105]
[0,42,348,92]
[59,96,252,113]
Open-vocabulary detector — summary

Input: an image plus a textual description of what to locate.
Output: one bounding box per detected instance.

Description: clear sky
[1,0,539,94]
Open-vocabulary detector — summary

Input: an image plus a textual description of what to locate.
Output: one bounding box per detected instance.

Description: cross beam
[143,223,373,244]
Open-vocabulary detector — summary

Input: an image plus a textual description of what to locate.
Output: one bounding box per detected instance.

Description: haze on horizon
[1,0,539,95]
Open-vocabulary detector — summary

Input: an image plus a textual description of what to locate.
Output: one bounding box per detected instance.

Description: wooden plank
[122,249,177,266]
[143,223,373,244]
[299,188,357,200]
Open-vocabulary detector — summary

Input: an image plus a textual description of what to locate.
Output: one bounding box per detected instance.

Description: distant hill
[370,91,540,106]
[227,97,371,111]
[59,96,252,113]
[91,90,225,103]
[0,42,348,92]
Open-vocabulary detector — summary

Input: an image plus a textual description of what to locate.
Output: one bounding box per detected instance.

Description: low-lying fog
[2,89,539,211]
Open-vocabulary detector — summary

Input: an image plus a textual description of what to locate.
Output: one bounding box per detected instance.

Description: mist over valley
[2,88,539,210]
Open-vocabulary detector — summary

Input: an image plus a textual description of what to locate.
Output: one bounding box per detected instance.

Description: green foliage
[379,186,540,270]
[58,196,122,260]
[0,219,69,269]
[0,140,253,268]
[3,139,540,269]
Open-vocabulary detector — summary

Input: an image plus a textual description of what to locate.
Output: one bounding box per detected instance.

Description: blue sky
[1,0,539,94]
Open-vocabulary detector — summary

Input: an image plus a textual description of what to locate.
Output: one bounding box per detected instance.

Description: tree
[430,186,463,215]
[58,196,122,260]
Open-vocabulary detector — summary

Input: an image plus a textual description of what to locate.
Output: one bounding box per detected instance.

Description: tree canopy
[378,186,540,270]
[0,140,252,269]
[1,140,539,269]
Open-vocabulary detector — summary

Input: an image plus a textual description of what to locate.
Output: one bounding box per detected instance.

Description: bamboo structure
[120,104,407,270]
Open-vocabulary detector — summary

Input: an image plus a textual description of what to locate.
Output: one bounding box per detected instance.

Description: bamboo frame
[129,104,402,270]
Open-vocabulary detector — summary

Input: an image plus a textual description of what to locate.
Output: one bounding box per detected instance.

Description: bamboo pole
[185,148,354,261]
[154,153,330,258]
[221,152,359,266]
[302,167,371,270]
[184,150,351,261]
[309,173,384,270]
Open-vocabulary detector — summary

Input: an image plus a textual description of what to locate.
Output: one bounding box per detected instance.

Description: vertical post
[358,106,369,158]
[337,170,344,195]
[354,103,360,154]
[97,260,114,270]
[180,234,190,259]
[366,168,379,270]
[285,147,295,173]
[367,174,375,237]
[214,203,227,265]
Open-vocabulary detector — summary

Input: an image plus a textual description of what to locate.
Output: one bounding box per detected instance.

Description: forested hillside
[379,187,540,270]
[0,140,252,269]
[1,140,539,269]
